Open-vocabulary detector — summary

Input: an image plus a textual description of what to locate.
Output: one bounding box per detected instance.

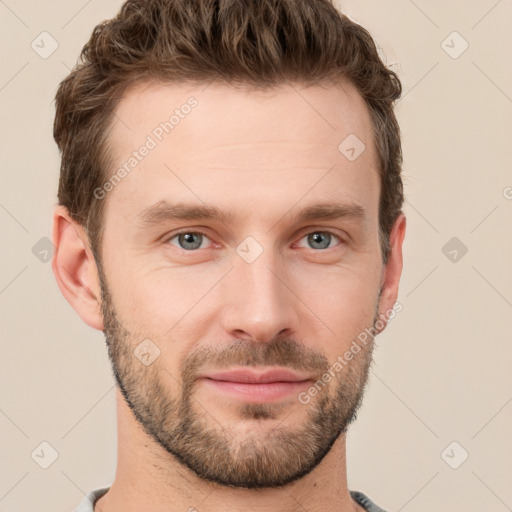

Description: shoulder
[350,490,391,512]
[74,486,110,512]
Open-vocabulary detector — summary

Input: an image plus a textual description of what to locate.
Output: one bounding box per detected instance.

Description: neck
[95,389,363,512]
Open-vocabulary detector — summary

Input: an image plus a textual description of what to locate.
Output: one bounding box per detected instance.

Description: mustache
[180,336,330,383]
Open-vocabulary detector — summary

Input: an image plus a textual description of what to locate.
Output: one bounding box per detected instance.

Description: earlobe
[51,205,104,331]
[376,213,406,332]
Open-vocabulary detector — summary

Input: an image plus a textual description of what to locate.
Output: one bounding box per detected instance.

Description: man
[52,1,406,511]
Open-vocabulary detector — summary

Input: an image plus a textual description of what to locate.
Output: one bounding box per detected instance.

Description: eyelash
[165,229,344,251]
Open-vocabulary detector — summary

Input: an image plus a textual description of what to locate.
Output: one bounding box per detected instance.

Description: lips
[200,368,311,384]
[197,368,313,403]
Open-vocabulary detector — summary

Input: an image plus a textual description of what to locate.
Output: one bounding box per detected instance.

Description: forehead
[111,79,375,154]
[104,80,380,227]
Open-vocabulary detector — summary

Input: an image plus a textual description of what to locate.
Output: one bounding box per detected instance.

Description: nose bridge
[222,238,297,341]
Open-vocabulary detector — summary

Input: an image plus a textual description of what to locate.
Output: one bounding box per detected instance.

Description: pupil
[310,232,329,249]
[181,233,200,249]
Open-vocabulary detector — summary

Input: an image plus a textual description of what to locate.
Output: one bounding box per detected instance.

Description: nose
[220,244,299,343]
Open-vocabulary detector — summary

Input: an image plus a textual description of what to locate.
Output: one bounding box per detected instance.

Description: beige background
[1,1,511,511]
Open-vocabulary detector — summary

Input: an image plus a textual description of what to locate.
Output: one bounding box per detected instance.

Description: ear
[376,212,406,333]
[51,205,104,331]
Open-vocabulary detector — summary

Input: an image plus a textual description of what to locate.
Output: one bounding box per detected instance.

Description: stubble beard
[97,263,378,489]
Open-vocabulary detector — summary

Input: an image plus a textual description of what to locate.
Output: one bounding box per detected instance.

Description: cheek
[110,267,213,344]
[298,262,378,310]
[293,265,380,350]
[107,272,197,389]
[106,244,380,352]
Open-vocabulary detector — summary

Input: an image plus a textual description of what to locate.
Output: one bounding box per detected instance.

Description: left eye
[296,231,342,250]
[166,230,342,251]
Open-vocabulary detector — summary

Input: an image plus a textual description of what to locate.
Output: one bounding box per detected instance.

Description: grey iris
[179,233,203,250]
[178,232,332,250]
[308,232,331,249]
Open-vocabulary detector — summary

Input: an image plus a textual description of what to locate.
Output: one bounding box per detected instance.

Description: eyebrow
[136,200,366,228]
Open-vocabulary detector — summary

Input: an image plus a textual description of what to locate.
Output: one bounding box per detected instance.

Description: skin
[52,80,406,512]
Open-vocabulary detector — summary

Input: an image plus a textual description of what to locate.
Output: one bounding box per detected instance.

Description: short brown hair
[54,0,403,265]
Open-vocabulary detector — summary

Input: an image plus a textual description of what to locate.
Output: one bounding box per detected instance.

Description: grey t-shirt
[75,486,389,511]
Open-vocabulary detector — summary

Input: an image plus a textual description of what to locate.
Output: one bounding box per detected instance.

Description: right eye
[165,230,214,251]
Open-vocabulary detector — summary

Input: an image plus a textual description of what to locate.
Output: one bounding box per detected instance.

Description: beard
[97,261,379,489]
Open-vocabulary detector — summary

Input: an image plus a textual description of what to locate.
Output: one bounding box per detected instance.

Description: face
[96,80,389,488]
